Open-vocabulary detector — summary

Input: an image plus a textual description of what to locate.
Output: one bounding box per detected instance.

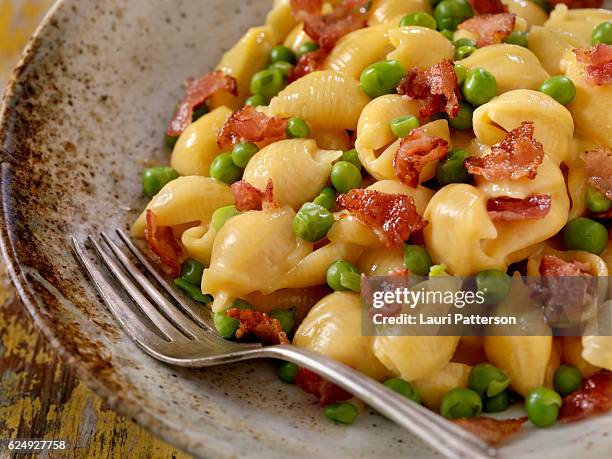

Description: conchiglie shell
[526,245,609,278]
[527,26,572,76]
[484,336,553,396]
[366,180,434,215]
[358,246,404,276]
[544,338,562,389]
[294,292,392,380]
[502,0,547,27]
[472,89,574,165]
[324,25,395,79]
[327,216,384,248]
[245,285,330,320]
[242,139,342,209]
[310,127,352,151]
[283,23,311,52]
[368,0,431,25]
[373,335,459,381]
[266,0,297,43]
[170,107,232,176]
[458,44,549,94]
[563,336,601,377]
[209,26,275,110]
[545,5,612,48]
[131,176,234,237]
[387,27,454,70]
[412,363,472,410]
[202,208,312,311]
[582,334,612,373]
[181,224,216,266]
[268,71,370,130]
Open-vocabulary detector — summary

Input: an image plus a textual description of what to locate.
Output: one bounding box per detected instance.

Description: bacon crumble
[470,0,508,14]
[145,210,181,278]
[289,48,329,82]
[217,106,290,149]
[582,146,612,199]
[574,44,612,86]
[337,189,427,247]
[454,417,527,446]
[230,179,277,211]
[539,255,591,277]
[560,370,612,422]
[465,121,544,181]
[167,71,238,137]
[394,129,449,187]
[486,194,552,221]
[225,308,289,345]
[294,367,352,405]
[458,13,516,48]
[397,59,460,119]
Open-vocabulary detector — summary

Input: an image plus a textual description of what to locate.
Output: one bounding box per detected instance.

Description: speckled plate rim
[0,2,220,458]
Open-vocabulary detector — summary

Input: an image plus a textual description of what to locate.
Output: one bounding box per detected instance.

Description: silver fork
[72,230,497,459]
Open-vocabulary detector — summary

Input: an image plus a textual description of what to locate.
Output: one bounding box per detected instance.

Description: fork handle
[245,345,496,459]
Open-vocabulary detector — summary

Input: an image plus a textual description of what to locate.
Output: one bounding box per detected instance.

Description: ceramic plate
[1,1,611,457]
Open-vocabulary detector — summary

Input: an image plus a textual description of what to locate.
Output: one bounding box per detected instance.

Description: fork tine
[116,228,214,330]
[87,234,186,341]
[100,231,210,340]
[71,237,172,345]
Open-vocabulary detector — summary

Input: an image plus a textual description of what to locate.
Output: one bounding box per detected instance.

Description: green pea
[539,76,576,105]
[525,387,562,428]
[324,402,359,425]
[403,245,434,276]
[454,45,476,60]
[586,186,611,213]
[269,308,296,335]
[231,142,259,168]
[209,153,242,184]
[245,94,266,108]
[475,269,511,304]
[384,378,421,404]
[141,167,179,199]
[563,217,608,255]
[293,202,335,242]
[400,12,437,30]
[331,161,362,193]
[313,186,337,210]
[440,29,454,41]
[359,60,406,98]
[165,134,179,150]
[179,259,205,286]
[434,0,474,31]
[390,115,420,137]
[448,101,474,130]
[213,299,251,339]
[592,21,612,45]
[483,390,511,413]
[297,41,320,58]
[454,63,468,85]
[286,117,310,138]
[192,104,209,122]
[469,363,510,397]
[454,38,476,48]
[174,278,212,304]
[278,361,299,383]
[269,61,294,78]
[326,260,361,292]
[554,365,583,396]
[250,69,284,101]
[270,45,296,65]
[504,31,529,47]
[440,388,482,419]
[211,205,240,231]
[339,149,362,170]
[462,67,497,106]
[436,148,472,185]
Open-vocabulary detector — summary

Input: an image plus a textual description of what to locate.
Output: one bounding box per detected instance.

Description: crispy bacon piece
[486,194,551,221]
[454,417,527,446]
[397,59,460,119]
[539,255,591,276]
[145,210,181,278]
[225,309,289,345]
[470,0,507,14]
[574,44,612,86]
[230,179,276,211]
[217,106,289,149]
[465,121,544,181]
[582,146,612,199]
[295,367,352,405]
[292,0,370,51]
[337,189,427,247]
[458,13,515,48]
[291,0,323,15]
[549,0,603,8]
[167,71,237,137]
[289,48,329,82]
[560,370,612,422]
[394,129,449,187]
